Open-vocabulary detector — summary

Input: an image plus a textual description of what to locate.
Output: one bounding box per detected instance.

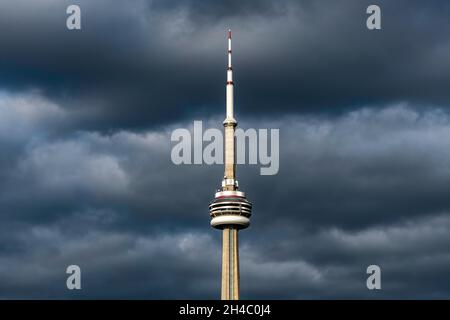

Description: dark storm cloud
[7,99,449,233]
[150,0,286,21]
[0,226,222,299]
[245,105,450,230]
[1,0,450,299]
[1,0,450,131]
[241,213,450,299]
[1,87,450,298]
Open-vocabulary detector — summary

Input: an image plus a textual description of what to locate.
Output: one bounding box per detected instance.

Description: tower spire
[225,28,235,124]
[209,29,252,300]
[224,29,236,186]
[228,29,232,68]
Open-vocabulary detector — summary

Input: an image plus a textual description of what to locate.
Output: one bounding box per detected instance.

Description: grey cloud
[1,211,449,299]
[242,105,450,230]
[1,0,450,131]
[1,0,450,299]
[1,89,450,297]
[241,214,450,299]
[0,226,221,299]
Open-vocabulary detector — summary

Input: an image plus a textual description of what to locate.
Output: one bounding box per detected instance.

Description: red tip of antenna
[228,29,232,39]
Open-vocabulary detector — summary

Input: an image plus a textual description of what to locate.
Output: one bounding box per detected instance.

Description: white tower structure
[209,29,252,300]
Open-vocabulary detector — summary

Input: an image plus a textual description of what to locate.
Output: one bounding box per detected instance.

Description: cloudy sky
[1,0,450,299]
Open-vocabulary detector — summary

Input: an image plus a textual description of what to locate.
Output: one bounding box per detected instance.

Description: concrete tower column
[209,29,252,301]
[221,227,239,300]
[224,123,236,187]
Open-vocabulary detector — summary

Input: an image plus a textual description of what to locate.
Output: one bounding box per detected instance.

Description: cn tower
[209,29,252,300]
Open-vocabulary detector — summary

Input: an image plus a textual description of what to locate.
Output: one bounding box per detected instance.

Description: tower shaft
[224,124,236,185]
[221,227,239,299]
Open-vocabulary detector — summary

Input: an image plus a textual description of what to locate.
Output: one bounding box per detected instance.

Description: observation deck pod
[209,190,252,229]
